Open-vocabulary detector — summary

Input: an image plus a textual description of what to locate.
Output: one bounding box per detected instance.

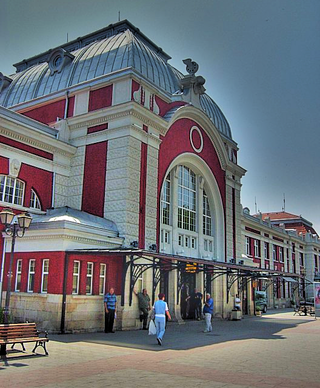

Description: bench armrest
[37,330,49,338]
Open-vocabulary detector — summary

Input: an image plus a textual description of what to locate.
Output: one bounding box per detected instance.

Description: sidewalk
[1,310,319,387]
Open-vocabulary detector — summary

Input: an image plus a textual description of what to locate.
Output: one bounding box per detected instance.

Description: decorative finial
[183,58,199,76]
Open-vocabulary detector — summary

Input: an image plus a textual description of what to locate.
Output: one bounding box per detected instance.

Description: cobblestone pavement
[1,310,320,388]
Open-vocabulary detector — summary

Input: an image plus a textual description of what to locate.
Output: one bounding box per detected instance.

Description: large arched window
[160,164,217,259]
[0,175,25,206]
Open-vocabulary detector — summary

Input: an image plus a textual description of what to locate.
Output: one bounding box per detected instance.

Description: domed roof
[0,20,232,139]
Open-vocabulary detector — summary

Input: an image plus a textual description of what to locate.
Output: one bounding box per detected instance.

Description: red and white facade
[1,21,318,331]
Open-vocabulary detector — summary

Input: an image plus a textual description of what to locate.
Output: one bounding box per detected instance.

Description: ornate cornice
[68,103,167,134]
[0,127,75,158]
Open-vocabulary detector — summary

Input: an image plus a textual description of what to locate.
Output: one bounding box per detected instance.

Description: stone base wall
[4,292,62,332]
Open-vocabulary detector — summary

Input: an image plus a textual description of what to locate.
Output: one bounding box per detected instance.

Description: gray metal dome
[0,20,232,139]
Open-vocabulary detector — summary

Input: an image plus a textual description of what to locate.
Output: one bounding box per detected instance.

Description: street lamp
[0,208,32,324]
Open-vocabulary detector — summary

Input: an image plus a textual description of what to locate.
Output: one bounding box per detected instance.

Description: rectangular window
[86,262,93,295]
[299,253,304,267]
[178,166,196,232]
[191,237,196,249]
[246,237,250,255]
[41,259,49,293]
[204,239,208,251]
[72,261,80,294]
[178,235,183,246]
[254,240,260,257]
[185,236,189,248]
[264,242,269,260]
[28,259,35,292]
[272,245,277,261]
[209,241,213,252]
[203,190,212,236]
[279,247,284,263]
[99,264,106,295]
[161,175,171,225]
[15,259,22,292]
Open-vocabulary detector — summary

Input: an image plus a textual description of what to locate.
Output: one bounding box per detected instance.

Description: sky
[1,0,320,230]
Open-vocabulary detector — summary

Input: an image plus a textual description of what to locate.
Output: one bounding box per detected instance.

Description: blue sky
[1,0,320,231]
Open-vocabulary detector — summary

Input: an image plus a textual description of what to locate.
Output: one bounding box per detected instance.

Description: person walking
[104,287,117,333]
[133,288,151,330]
[203,293,213,333]
[153,293,171,346]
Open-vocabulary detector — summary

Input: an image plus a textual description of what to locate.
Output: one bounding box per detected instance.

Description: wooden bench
[294,305,315,316]
[0,323,49,356]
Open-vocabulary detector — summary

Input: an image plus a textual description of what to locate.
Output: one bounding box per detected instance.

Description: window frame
[30,188,42,210]
[161,174,171,225]
[72,261,80,295]
[177,166,197,232]
[86,262,93,295]
[41,259,49,293]
[27,259,36,293]
[15,259,22,292]
[0,175,25,206]
[99,263,106,296]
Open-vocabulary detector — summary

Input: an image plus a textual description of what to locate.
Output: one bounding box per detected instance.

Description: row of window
[0,175,41,209]
[15,259,48,293]
[14,259,107,295]
[72,261,106,295]
[245,237,305,265]
[160,230,213,252]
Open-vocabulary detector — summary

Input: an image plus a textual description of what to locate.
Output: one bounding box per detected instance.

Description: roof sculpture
[0,20,232,139]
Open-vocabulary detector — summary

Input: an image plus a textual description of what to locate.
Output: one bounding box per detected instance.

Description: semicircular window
[0,175,25,206]
[30,189,41,210]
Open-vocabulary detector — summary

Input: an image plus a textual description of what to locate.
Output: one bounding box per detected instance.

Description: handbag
[148,319,157,335]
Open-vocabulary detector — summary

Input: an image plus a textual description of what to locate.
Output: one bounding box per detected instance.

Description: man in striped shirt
[104,287,117,333]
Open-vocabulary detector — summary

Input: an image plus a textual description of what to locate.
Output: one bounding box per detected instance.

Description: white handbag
[148,319,157,335]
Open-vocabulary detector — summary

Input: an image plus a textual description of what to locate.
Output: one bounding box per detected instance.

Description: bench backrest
[0,323,38,340]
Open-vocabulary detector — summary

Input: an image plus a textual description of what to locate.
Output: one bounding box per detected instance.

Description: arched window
[160,164,216,259]
[0,175,25,206]
[30,189,41,210]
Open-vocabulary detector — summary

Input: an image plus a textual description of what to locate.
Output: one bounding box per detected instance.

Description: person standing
[133,288,151,330]
[234,294,241,311]
[194,289,203,320]
[203,293,213,333]
[104,287,117,333]
[153,293,171,346]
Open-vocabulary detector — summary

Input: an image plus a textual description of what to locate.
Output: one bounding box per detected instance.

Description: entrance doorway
[180,272,196,319]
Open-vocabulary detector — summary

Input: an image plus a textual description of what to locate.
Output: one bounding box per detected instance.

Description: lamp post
[0,208,32,324]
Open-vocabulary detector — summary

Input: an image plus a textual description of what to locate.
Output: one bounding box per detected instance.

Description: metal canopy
[70,248,303,306]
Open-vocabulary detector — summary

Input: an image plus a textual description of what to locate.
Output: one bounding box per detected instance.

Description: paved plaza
[1,310,319,388]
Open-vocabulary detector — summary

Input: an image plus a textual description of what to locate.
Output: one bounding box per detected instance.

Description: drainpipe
[60,253,69,334]
[0,238,7,308]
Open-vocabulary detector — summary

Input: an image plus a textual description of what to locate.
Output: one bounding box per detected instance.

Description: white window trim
[0,175,25,206]
[159,154,225,262]
[15,259,22,292]
[41,259,49,293]
[86,262,93,295]
[30,189,42,210]
[72,261,80,295]
[99,263,106,296]
[27,259,35,293]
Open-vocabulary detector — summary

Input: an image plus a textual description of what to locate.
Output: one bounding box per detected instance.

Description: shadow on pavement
[50,312,316,352]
